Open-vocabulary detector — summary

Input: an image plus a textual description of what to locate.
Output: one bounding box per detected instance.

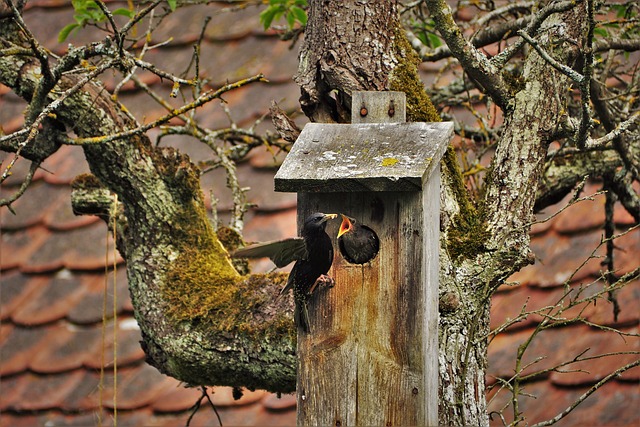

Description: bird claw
[308,274,334,294]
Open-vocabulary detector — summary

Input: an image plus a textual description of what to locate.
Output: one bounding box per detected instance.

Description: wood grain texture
[274,122,452,192]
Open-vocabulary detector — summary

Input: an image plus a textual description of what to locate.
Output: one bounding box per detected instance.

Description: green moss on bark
[389,28,440,123]
[444,148,490,261]
[157,151,295,341]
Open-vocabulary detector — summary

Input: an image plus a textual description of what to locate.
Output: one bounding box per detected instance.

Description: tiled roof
[1,1,638,427]
[486,187,639,426]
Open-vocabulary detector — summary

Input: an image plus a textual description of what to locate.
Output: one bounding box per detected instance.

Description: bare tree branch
[530,359,640,427]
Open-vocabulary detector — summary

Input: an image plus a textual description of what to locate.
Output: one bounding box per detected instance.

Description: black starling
[337,214,380,264]
[232,212,337,332]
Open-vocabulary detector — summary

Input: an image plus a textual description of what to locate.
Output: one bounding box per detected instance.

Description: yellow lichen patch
[381,157,399,167]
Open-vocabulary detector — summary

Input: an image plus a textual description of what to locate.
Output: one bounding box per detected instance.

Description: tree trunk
[295,1,490,425]
[295,0,398,123]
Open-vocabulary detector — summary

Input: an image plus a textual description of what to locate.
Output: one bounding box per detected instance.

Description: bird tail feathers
[294,301,310,333]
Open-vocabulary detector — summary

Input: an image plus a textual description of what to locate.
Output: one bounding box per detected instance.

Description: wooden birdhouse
[274,91,452,426]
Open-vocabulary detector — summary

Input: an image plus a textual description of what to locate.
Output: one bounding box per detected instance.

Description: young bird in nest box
[233,212,337,333]
[337,214,380,265]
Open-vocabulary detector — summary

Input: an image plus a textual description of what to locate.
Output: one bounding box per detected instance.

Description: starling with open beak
[232,212,337,332]
[337,214,380,264]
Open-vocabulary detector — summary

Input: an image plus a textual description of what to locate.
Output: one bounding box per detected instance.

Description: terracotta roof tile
[7,370,86,412]
[150,382,208,413]
[580,277,640,328]
[42,187,100,231]
[0,181,53,230]
[213,404,265,426]
[0,373,31,410]
[488,322,639,389]
[554,191,607,234]
[262,392,297,411]
[149,408,225,427]
[0,413,42,427]
[58,371,102,412]
[203,4,267,40]
[525,229,607,287]
[248,144,289,170]
[188,81,301,132]
[549,325,639,386]
[11,271,89,325]
[1,2,638,427]
[28,323,103,374]
[40,145,92,185]
[19,223,122,274]
[0,322,12,345]
[0,227,52,271]
[0,270,42,320]
[612,226,640,275]
[243,209,298,244]
[0,324,52,376]
[0,93,27,135]
[250,406,298,426]
[490,285,571,332]
[83,322,146,370]
[99,364,179,411]
[489,379,639,427]
[66,269,130,325]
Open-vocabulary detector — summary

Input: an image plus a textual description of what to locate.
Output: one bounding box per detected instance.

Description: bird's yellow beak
[337,214,353,238]
[322,213,338,223]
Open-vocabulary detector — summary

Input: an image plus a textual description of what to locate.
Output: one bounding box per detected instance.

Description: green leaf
[259,7,278,30]
[58,23,80,42]
[416,31,428,46]
[286,10,295,28]
[290,5,307,26]
[593,27,609,38]
[167,0,177,11]
[611,4,626,18]
[112,7,135,18]
[427,33,442,48]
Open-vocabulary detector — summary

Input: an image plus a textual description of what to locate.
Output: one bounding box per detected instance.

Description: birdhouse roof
[274,122,453,192]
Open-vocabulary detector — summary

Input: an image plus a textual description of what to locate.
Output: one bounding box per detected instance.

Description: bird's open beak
[337,214,353,238]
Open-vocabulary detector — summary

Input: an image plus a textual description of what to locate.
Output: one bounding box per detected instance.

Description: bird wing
[231,237,308,268]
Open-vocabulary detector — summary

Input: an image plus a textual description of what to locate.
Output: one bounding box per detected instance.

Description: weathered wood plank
[351,91,406,123]
[274,122,453,192]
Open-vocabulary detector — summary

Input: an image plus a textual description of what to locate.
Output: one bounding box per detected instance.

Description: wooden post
[275,91,452,426]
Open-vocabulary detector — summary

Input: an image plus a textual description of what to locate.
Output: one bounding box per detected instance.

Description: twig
[186,386,222,426]
[94,0,124,56]
[530,359,640,427]
[587,110,640,148]
[0,160,39,208]
[67,74,267,145]
[516,30,584,83]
